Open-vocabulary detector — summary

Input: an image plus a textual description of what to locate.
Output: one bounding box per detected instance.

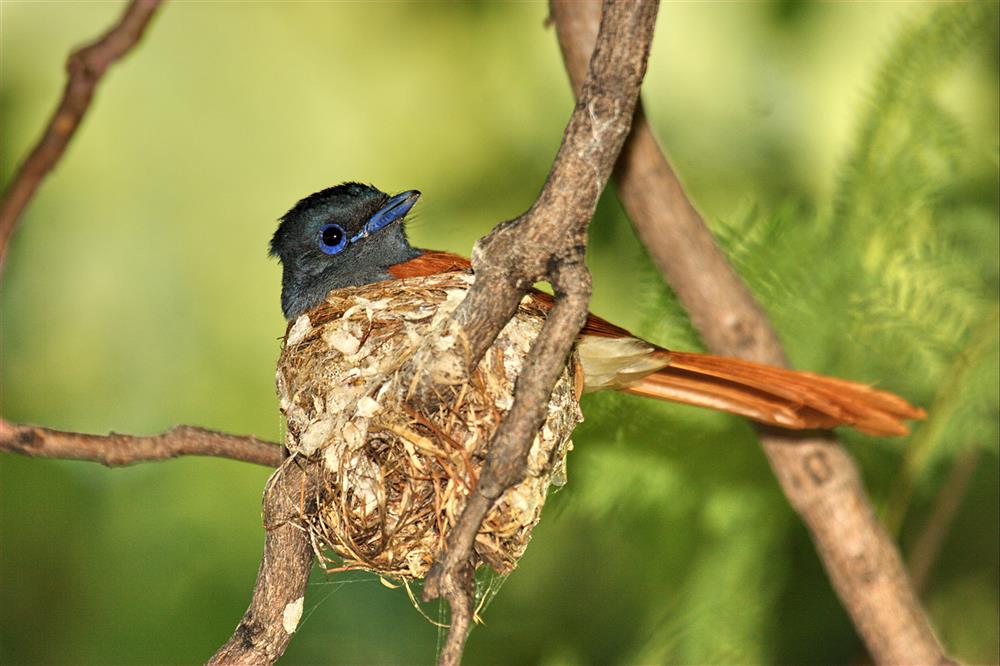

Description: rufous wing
[388,250,473,279]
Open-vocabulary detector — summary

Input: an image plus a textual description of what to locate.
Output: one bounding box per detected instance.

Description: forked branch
[417,2,659,664]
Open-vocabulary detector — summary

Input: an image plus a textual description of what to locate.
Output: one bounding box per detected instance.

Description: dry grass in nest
[276,272,582,579]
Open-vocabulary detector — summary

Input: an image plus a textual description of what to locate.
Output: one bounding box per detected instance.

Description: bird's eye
[319,223,347,255]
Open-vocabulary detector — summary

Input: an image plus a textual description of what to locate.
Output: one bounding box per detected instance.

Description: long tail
[577,337,925,436]
[382,253,926,437]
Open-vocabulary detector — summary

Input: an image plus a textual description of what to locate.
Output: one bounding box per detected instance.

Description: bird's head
[270,182,422,320]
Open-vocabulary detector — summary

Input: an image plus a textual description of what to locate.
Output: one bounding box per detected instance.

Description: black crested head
[270,182,421,320]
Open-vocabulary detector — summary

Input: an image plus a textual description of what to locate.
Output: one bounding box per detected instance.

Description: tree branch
[550,2,952,664]
[209,458,317,665]
[417,2,659,663]
[0,0,163,272]
[0,418,282,468]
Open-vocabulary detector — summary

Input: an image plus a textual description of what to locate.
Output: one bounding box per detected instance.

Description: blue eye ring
[319,223,347,255]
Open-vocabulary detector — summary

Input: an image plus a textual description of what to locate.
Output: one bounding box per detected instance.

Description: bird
[269,182,926,437]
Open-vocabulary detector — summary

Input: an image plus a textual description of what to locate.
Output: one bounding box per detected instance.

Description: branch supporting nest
[414,2,660,663]
[0,0,163,272]
[551,2,952,664]
[209,458,318,665]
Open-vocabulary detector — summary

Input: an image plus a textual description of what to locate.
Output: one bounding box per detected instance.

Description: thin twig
[0,418,282,468]
[884,306,999,534]
[0,0,163,272]
[434,560,476,666]
[550,1,951,664]
[907,449,981,593]
[417,2,659,663]
[209,458,317,665]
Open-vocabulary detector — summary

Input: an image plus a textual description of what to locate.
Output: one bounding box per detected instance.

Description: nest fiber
[276,272,582,579]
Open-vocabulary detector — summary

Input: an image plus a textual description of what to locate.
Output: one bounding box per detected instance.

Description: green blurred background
[2,1,997,664]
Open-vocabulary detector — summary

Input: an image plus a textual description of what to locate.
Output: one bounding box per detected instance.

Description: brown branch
[209,458,317,665]
[417,1,659,663]
[0,418,283,468]
[551,2,952,664]
[0,0,163,273]
[425,264,595,666]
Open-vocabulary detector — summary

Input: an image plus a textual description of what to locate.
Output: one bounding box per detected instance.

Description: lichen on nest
[275,271,582,579]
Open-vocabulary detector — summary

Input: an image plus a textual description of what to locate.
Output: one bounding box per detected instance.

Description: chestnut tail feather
[622,351,925,437]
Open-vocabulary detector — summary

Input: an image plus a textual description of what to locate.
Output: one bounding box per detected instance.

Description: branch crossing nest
[276,272,582,579]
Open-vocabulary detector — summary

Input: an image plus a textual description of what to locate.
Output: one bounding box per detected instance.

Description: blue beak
[352,190,421,242]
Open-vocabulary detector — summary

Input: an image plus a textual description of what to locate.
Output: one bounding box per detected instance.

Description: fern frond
[833,2,997,229]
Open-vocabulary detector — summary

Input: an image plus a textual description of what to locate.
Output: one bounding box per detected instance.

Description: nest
[276,272,582,579]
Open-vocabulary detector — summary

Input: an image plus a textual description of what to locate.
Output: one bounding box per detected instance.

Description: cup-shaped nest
[276,272,582,579]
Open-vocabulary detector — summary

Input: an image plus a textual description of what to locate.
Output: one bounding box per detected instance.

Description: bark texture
[416,2,660,663]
